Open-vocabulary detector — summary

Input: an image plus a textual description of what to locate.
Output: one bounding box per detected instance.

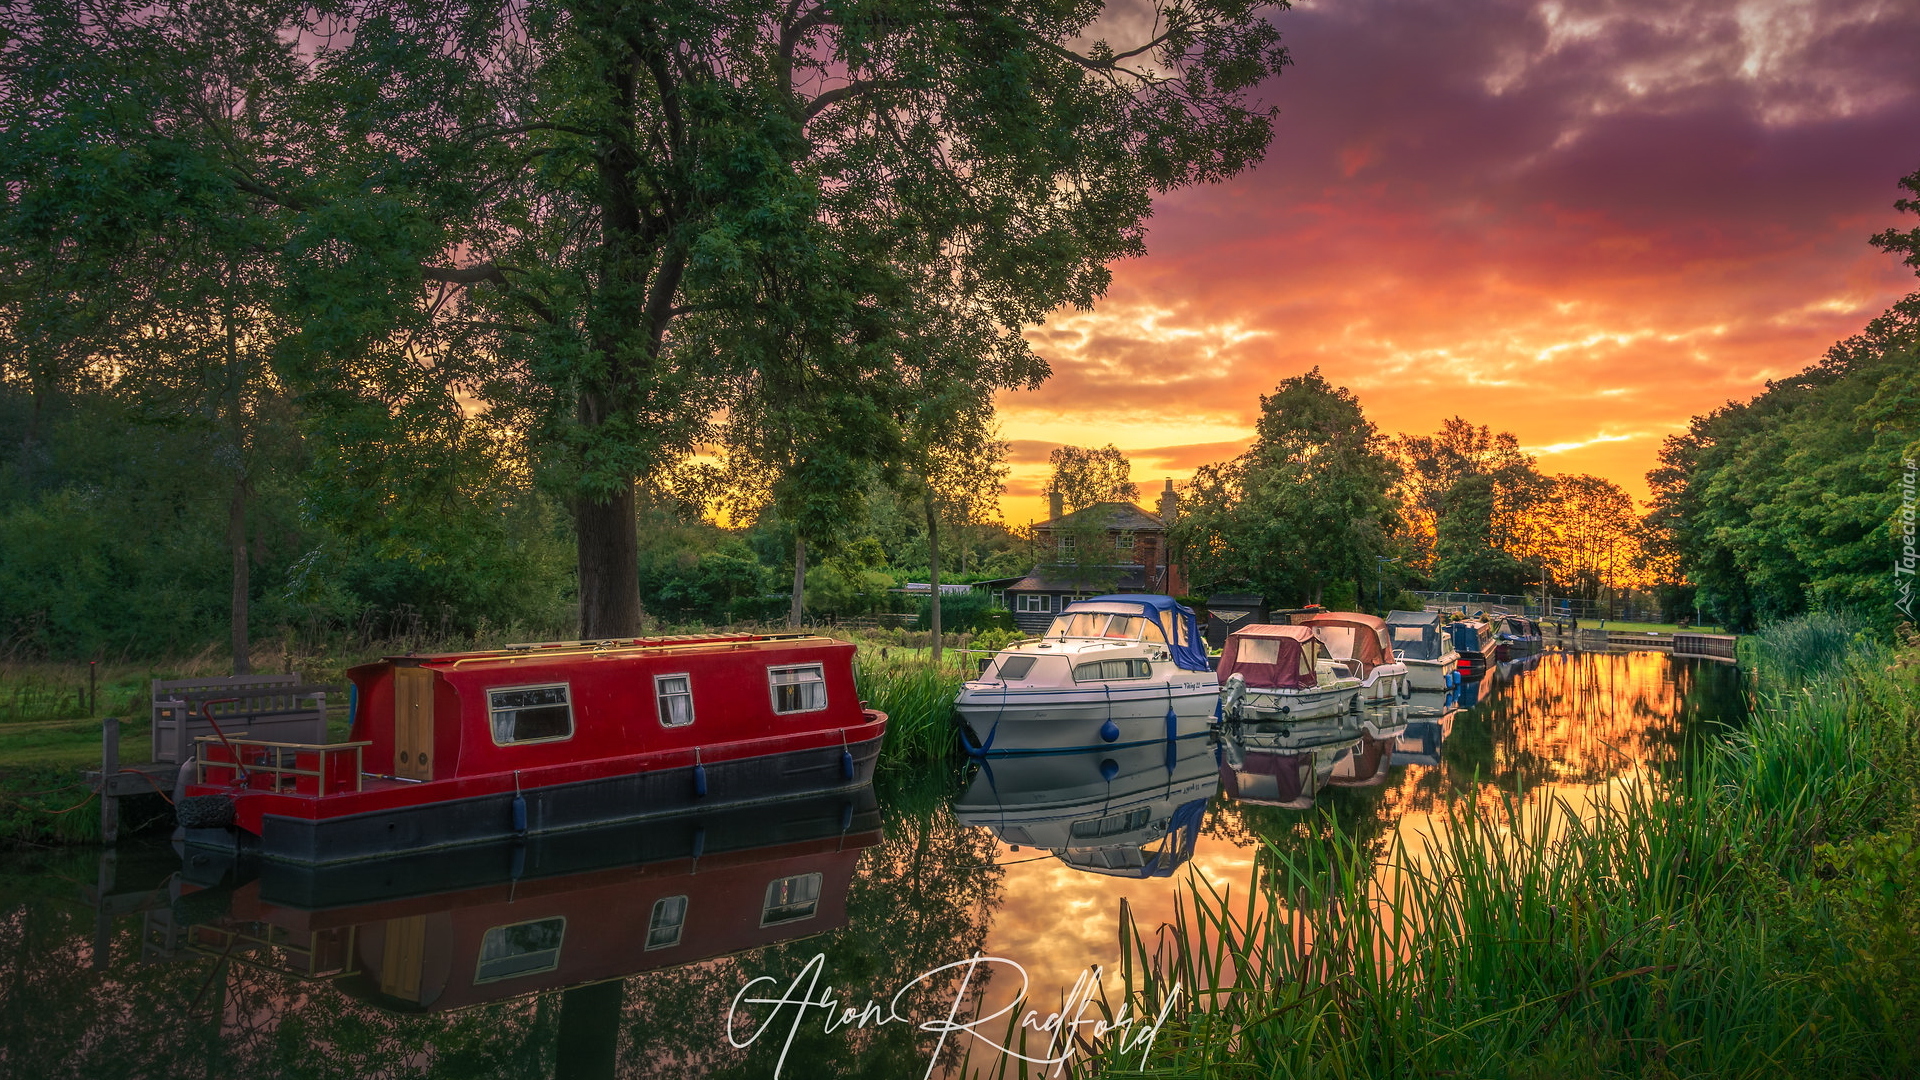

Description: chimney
[1048,490,1064,521]
[1158,478,1178,523]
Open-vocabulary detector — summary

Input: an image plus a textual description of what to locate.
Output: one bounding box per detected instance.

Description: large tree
[1173,369,1400,605]
[2,0,1290,640]
[1046,443,1139,513]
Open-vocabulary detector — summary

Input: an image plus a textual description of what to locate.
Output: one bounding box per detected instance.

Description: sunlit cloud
[993,0,1919,523]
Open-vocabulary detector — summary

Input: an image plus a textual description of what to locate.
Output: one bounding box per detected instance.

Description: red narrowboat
[177,633,886,865]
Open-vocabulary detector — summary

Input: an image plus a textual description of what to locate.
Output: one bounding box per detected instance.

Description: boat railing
[194,735,371,796]
[187,919,362,980]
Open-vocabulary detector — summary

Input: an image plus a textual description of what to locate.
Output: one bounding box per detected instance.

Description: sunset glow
[996,0,1920,524]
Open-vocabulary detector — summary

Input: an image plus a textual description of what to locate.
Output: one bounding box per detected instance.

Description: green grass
[1083,612,1919,1078]
[1570,620,1727,634]
[853,651,969,776]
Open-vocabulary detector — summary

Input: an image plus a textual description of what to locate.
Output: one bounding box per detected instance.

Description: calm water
[0,651,1746,1080]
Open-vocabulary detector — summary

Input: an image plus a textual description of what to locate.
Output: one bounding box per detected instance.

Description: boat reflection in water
[953,716,1218,877]
[1398,690,1460,766]
[172,788,882,1013]
[1217,704,1413,809]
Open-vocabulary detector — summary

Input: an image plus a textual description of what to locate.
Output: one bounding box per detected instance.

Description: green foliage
[1173,369,1402,605]
[911,590,1011,633]
[1045,444,1138,512]
[852,655,966,774]
[1651,176,1920,631]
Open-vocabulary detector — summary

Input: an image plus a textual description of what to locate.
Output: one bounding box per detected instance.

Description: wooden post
[100,717,120,846]
[89,660,97,715]
[91,848,117,971]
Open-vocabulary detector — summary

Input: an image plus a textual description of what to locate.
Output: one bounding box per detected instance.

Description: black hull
[187,732,883,867]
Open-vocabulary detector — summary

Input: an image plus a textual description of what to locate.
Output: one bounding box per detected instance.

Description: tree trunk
[576,483,642,638]
[228,476,250,676]
[554,980,624,1080]
[924,491,942,664]
[789,536,807,628]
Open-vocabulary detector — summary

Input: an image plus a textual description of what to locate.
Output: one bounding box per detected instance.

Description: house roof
[1006,567,1151,593]
[1039,501,1166,532]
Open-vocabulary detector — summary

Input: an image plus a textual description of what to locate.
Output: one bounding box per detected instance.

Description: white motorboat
[956,594,1219,755]
[951,721,1219,877]
[1217,624,1364,723]
[1302,611,1411,704]
[1386,609,1460,691]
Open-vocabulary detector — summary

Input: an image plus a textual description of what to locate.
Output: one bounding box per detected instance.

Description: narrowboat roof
[354,632,838,675]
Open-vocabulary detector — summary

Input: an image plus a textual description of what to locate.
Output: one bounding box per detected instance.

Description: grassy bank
[1095,614,1918,1078]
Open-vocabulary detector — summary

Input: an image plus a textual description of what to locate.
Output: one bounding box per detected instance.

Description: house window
[655,674,694,727]
[646,896,687,950]
[762,873,823,925]
[488,685,573,745]
[1114,532,1135,553]
[768,664,827,714]
[474,916,565,983]
[1057,534,1076,553]
[1016,594,1052,613]
[990,590,1006,609]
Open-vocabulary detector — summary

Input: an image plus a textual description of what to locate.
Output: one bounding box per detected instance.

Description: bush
[912,590,1012,633]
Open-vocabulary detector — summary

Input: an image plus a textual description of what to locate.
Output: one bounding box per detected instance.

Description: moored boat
[1217,624,1363,723]
[1448,617,1496,663]
[955,595,1218,755]
[1385,609,1460,691]
[1302,611,1411,703]
[1496,615,1543,660]
[176,633,886,865]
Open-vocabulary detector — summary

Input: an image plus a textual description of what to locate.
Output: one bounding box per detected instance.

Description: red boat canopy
[1218,624,1320,690]
[1302,612,1394,676]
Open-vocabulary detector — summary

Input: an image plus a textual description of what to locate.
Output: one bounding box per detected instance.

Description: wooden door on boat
[393,666,435,780]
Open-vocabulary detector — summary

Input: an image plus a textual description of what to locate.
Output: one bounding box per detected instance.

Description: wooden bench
[151,675,339,764]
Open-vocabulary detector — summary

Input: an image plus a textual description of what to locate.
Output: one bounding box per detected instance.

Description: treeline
[1170,371,1658,613]
[1648,168,1920,632]
[0,0,1290,661]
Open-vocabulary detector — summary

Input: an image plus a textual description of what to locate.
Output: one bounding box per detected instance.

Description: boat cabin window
[1066,847,1149,870]
[768,664,828,714]
[995,655,1037,680]
[1070,807,1151,838]
[488,685,573,745]
[1316,626,1361,659]
[655,674,695,727]
[646,896,687,950]
[1236,638,1313,676]
[474,916,565,983]
[761,873,822,926]
[1073,658,1153,682]
[1049,612,1161,640]
[1390,626,1439,660]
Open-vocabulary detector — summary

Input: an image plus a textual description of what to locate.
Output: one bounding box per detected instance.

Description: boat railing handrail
[438,632,826,667]
[194,736,371,796]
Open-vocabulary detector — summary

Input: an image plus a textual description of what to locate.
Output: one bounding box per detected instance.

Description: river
[0,650,1746,1079]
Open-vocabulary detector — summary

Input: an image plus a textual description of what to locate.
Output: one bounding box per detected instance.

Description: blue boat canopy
[1062,594,1211,672]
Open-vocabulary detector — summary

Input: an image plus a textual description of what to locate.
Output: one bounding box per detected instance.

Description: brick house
[1000,481,1187,634]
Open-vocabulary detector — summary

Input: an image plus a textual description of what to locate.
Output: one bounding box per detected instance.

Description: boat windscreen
[1316,625,1361,659]
[1390,625,1443,660]
[1048,612,1161,642]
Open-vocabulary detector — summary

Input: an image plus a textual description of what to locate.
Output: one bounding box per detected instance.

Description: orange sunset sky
[993,0,1920,525]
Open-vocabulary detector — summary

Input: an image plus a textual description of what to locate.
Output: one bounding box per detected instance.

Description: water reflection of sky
[5,652,1746,1080]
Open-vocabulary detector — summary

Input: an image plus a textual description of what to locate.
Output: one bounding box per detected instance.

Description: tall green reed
[854,654,968,775]
[1086,623,1917,1078]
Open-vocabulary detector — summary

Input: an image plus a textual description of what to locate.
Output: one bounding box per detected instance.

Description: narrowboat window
[1072,658,1152,682]
[474,916,565,983]
[655,674,694,727]
[761,872,823,926]
[768,664,827,714]
[488,685,573,745]
[996,655,1037,680]
[1069,807,1151,838]
[646,895,687,950]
